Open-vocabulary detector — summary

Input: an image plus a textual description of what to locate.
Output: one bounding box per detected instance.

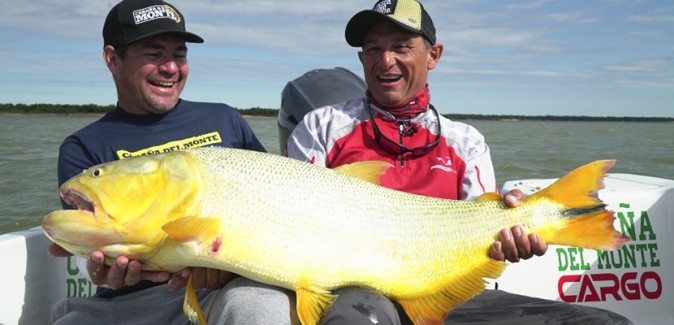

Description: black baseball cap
[103,0,204,47]
[345,0,436,47]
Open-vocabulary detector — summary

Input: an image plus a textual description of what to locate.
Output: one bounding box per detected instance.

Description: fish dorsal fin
[397,259,506,325]
[296,286,337,325]
[475,192,502,201]
[163,217,222,243]
[529,160,615,209]
[332,161,392,185]
[183,275,208,325]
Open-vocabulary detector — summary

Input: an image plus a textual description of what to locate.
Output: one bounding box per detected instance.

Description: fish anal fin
[543,209,631,251]
[163,216,222,243]
[183,275,208,325]
[333,161,392,185]
[531,160,615,209]
[398,259,506,325]
[296,286,337,325]
[421,315,446,325]
[476,192,502,202]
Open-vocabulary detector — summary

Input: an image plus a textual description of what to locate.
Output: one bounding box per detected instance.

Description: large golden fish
[43,147,628,325]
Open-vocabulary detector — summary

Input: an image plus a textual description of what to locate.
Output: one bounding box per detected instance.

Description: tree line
[0,103,279,117]
[0,103,116,114]
[1,103,671,122]
[445,113,673,122]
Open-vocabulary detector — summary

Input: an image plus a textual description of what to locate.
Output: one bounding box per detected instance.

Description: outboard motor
[277,67,366,154]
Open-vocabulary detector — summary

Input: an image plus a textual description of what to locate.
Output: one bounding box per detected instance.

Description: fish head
[43,151,203,262]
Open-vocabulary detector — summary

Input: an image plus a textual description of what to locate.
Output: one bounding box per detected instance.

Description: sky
[1,0,672,117]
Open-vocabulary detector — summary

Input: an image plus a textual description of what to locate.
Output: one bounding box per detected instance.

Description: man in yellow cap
[287,0,634,324]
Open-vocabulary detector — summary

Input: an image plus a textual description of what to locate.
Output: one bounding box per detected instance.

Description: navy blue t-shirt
[56,99,266,297]
[58,99,265,190]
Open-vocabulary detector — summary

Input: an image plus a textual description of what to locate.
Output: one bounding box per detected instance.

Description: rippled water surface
[1,116,672,234]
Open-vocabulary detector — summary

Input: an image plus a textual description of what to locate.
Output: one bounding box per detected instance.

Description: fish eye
[92,169,103,177]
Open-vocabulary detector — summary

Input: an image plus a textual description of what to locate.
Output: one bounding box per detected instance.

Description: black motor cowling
[277,67,366,154]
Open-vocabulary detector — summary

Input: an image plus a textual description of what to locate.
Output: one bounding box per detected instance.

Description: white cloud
[626,30,667,40]
[441,66,592,78]
[546,11,599,24]
[0,0,110,38]
[503,0,549,11]
[1,0,672,116]
[612,77,674,88]
[601,59,672,72]
[183,0,362,15]
[626,15,674,23]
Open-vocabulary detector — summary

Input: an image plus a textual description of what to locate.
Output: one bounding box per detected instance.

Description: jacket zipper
[398,122,405,167]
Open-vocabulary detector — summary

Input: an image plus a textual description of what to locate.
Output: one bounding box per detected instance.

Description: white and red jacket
[286,97,498,200]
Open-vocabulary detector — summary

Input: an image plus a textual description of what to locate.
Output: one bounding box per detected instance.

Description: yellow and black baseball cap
[345,0,436,47]
[103,0,204,47]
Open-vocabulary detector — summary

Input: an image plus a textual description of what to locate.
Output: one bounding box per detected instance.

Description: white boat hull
[1,173,672,325]
[0,227,95,325]
[496,173,674,325]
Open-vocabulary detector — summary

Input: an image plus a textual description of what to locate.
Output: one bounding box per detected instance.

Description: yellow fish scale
[184,148,567,298]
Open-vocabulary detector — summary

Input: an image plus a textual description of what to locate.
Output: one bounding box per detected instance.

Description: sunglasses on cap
[368,104,441,157]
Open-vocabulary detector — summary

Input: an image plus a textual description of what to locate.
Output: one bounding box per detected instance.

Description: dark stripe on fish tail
[562,204,607,217]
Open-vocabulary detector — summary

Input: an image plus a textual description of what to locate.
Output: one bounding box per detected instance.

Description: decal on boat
[65,256,97,298]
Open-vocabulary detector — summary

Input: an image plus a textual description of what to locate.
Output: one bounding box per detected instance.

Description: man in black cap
[287,0,634,324]
[48,0,298,324]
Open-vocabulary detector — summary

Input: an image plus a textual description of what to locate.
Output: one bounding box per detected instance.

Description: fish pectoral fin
[398,259,506,325]
[296,286,337,325]
[475,192,502,202]
[163,216,223,243]
[332,161,392,185]
[183,275,208,325]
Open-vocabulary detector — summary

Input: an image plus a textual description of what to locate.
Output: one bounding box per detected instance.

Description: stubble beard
[141,95,179,114]
[138,83,182,114]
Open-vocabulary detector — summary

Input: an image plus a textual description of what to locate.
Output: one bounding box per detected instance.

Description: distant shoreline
[2,112,673,122]
[1,113,106,117]
[1,104,672,122]
[0,113,267,119]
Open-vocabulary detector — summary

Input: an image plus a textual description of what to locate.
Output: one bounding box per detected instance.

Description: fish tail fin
[533,160,614,209]
[398,259,506,325]
[183,275,208,325]
[545,209,630,250]
[531,160,630,251]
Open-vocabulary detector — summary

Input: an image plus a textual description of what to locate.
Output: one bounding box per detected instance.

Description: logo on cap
[373,0,396,15]
[133,5,181,25]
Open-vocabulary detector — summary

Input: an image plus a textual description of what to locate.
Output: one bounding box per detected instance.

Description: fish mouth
[44,188,118,252]
[60,187,105,222]
[62,188,94,213]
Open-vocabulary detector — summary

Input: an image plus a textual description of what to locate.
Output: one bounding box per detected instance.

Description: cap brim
[345,10,424,47]
[122,30,204,46]
[178,31,204,44]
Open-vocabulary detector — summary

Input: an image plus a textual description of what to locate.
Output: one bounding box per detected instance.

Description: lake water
[1,115,672,235]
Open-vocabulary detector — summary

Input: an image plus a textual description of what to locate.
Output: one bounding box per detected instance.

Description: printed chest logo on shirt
[116,132,222,159]
[431,156,457,174]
